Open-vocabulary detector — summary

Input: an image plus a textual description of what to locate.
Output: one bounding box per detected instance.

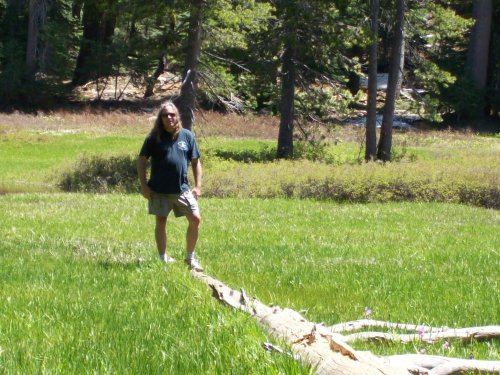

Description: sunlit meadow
[0,111,498,373]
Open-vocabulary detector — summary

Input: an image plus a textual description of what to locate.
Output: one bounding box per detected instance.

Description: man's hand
[191,158,202,200]
[140,185,152,200]
[191,186,201,200]
[137,156,151,199]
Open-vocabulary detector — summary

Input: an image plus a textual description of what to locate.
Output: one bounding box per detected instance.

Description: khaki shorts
[148,191,200,217]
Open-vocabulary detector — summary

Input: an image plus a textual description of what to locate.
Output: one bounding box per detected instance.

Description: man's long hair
[151,101,183,142]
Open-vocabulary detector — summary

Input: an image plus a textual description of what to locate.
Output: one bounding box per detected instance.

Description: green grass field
[1,194,498,373]
[0,113,499,373]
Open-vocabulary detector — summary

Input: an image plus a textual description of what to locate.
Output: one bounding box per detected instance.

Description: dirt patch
[73,72,181,103]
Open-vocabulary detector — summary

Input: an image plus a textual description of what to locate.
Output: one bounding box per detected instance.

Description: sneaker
[185,258,204,272]
[161,255,176,264]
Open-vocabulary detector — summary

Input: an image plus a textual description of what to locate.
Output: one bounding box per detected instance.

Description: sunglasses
[161,112,176,118]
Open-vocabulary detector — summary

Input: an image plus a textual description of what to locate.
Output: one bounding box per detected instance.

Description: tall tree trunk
[1,0,26,97]
[144,54,166,98]
[176,0,203,131]
[72,0,117,85]
[26,0,50,79]
[466,0,492,117]
[365,0,379,161]
[6,0,25,36]
[277,38,296,159]
[72,0,83,19]
[395,38,405,99]
[347,46,363,96]
[377,0,405,162]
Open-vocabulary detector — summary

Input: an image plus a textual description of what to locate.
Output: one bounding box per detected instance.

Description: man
[137,101,203,271]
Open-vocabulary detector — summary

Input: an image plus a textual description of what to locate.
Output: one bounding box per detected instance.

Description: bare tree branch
[187,270,500,375]
[204,51,251,72]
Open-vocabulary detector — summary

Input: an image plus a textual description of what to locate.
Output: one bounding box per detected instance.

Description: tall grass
[0,194,309,374]
[0,194,498,370]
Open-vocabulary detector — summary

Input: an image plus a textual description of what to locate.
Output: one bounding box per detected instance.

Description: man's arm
[137,156,152,199]
[191,158,202,199]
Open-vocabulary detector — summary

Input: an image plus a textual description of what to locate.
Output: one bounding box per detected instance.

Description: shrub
[203,158,499,209]
[59,155,139,193]
[211,144,276,163]
[56,147,499,210]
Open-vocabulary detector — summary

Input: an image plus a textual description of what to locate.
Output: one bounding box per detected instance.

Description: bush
[56,149,499,210]
[203,158,500,209]
[59,155,139,193]
[211,144,276,163]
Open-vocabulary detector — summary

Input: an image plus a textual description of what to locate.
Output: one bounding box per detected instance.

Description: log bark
[328,319,500,342]
[343,326,500,344]
[194,272,409,374]
[190,270,500,375]
[386,354,500,375]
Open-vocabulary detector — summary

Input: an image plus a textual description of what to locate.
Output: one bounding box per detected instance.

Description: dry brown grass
[196,111,279,139]
[0,108,281,138]
[0,110,153,135]
[0,107,496,148]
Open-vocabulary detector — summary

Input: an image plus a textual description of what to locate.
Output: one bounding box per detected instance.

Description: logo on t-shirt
[178,141,188,151]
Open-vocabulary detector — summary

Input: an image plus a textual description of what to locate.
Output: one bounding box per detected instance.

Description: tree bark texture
[467,0,492,90]
[26,0,50,79]
[377,0,405,161]
[6,0,25,37]
[144,54,166,98]
[277,37,296,159]
[176,0,203,131]
[72,0,117,85]
[365,0,379,161]
[466,0,492,117]
[395,37,405,99]
[72,0,83,19]
[347,46,363,95]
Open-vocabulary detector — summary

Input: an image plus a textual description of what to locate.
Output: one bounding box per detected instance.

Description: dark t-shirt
[139,128,200,194]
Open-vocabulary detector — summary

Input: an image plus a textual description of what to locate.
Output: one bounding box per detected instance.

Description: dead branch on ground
[191,270,500,375]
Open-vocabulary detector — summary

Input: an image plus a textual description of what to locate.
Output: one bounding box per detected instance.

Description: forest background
[0,0,499,132]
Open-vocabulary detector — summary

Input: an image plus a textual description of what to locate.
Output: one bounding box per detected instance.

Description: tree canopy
[0,0,498,127]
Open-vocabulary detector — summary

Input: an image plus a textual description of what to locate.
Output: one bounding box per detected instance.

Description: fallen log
[342,326,500,344]
[328,319,445,333]
[328,320,500,343]
[386,354,500,375]
[191,270,500,375]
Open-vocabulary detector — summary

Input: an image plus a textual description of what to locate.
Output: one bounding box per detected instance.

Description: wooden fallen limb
[191,270,500,375]
[329,320,500,343]
[328,319,445,333]
[386,354,500,375]
[342,326,500,344]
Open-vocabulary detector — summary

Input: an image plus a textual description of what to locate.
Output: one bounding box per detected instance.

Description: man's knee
[155,216,167,228]
[188,213,201,227]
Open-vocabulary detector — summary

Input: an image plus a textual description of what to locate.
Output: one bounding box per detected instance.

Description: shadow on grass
[213,148,276,163]
[97,258,147,271]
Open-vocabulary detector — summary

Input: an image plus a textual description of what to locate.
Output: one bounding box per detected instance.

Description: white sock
[159,254,166,262]
[186,251,195,260]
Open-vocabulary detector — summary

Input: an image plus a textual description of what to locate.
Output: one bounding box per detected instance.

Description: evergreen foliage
[0,0,497,123]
